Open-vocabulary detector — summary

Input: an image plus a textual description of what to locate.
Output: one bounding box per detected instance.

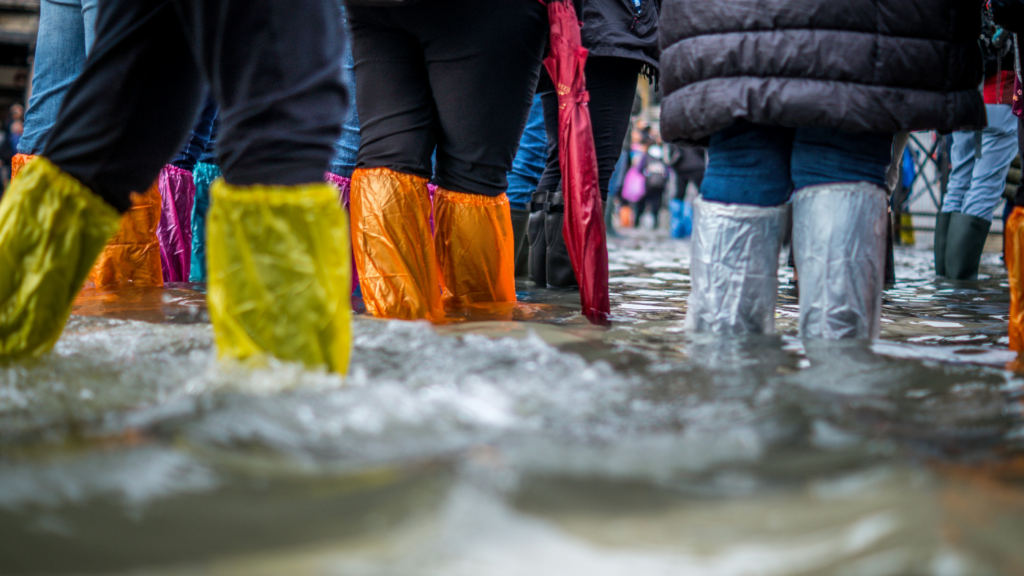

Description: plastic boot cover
[325,172,361,298]
[189,162,221,282]
[1007,207,1024,351]
[89,182,164,287]
[544,193,578,289]
[934,211,952,277]
[434,188,517,308]
[207,180,351,372]
[527,191,548,285]
[510,207,530,278]
[10,154,35,181]
[793,183,888,340]
[157,165,195,283]
[683,197,786,335]
[350,167,443,322]
[0,157,120,360]
[944,212,992,280]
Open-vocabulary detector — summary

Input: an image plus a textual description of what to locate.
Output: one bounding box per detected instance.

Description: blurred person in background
[935,8,1018,280]
[528,0,661,289]
[661,0,985,339]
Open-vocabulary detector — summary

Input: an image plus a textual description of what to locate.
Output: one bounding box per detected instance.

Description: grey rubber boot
[544,192,578,289]
[510,207,530,278]
[944,212,992,280]
[793,183,888,340]
[933,211,952,277]
[527,191,549,285]
[684,197,787,335]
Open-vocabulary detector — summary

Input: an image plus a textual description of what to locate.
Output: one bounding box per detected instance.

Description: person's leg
[961,106,1018,221]
[18,0,88,156]
[940,131,977,215]
[684,122,791,335]
[1,0,204,360]
[345,9,442,321]
[405,0,547,307]
[790,128,894,339]
[329,9,360,180]
[508,94,546,277]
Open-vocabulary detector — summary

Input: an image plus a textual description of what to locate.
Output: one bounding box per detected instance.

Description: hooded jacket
[659,0,987,143]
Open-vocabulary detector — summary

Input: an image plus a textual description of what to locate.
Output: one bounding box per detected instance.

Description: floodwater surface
[1,230,1022,576]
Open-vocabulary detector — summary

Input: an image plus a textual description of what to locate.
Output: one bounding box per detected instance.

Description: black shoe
[510,207,530,278]
[944,212,991,280]
[933,211,952,277]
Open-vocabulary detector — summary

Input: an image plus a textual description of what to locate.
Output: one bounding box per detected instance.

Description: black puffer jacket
[576,0,661,77]
[659,0,986,144]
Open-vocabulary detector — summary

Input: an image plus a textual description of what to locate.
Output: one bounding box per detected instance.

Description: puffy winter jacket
[576,0,661,77]
[659,0,987,143]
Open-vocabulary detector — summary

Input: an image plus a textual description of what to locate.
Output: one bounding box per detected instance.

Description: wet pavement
[1,229,1023,575]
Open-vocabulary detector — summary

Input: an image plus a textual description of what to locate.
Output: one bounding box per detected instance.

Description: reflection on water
[1,230,1023,575]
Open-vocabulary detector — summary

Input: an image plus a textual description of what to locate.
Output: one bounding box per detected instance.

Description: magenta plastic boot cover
[157,165,196,283]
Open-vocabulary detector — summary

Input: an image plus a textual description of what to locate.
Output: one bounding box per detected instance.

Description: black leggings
[537,56,642,200]
[43,0,347,212]
[348,1,547,197]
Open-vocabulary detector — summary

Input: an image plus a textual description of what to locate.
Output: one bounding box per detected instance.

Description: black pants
[347,0,547,197]
[537,56,641,200]
[634,188,663,229]
[43,0,347,212]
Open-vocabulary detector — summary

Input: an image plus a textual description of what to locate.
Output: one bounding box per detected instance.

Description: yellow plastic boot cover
[0,157,120,360]
[1007,206,1024,352]
[207,180,351,372]
[89,182,164,287]
[434,188,517,308]
[350,167,444,321]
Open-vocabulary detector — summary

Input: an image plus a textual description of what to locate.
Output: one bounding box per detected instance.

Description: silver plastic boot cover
[684,197,787,335]
[793,182,888,340]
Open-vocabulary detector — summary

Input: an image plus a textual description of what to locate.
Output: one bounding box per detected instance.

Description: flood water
[1,230,1023,576]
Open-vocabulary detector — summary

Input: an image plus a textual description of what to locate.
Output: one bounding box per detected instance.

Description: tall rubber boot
[527,191,549,286]
[684,197,786,334]
[207,180,351,372]
[793,183,888,340]
[544,192,578,289]
[933,211,952,277]
[88,182,163,287]
[0,157,121,360]
[1006,206,1024,352]
[434,188,517,308]
[510,207,530,278]
[189,162,221,282]
[350,167,443,322]
[157,165,195,282]
[944,212,992,280]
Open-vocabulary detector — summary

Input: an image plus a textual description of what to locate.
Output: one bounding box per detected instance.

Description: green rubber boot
[510,207,530,278]
[944,212,992,280]
[933,211,952,277]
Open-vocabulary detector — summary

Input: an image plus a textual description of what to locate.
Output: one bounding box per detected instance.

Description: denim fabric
[18,0,99,155]
[942,104,1019,221]
[701,122,894,207]
[171,95,218,171]
[329,16,360,178]
[506,94,547,210]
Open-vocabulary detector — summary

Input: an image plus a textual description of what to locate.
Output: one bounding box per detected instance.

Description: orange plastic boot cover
[1007,206,1024,352]
[433,188,517,308]
[350,167,444,321]
[88,183,164,287]
[11,154,35,180]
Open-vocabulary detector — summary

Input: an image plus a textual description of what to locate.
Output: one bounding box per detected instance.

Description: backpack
[644,155,668,194]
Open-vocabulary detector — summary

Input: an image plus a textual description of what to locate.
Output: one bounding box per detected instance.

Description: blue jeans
[942,104,1019,221]
[329,13,360,178]
[506,94,547,210]
[701,122,894,207]
[18,0,99,155]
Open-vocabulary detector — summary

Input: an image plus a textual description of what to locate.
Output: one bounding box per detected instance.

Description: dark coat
[659,0,987,144]
[576,0,661,76]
